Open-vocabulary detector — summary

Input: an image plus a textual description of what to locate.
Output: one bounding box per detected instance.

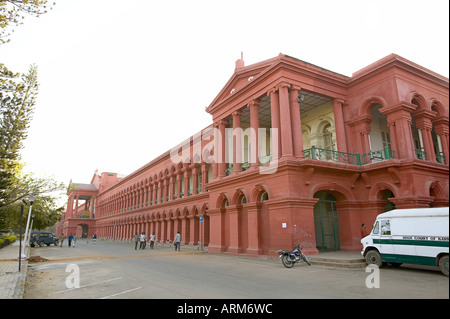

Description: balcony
[436,153,446,164]
[414,149,446,164]
[302,146,394,166]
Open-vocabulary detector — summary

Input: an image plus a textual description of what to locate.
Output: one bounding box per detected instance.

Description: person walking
[73,235,77,247]
[93,233,97,244]
[174,232,181,251]
[361,223,369,238]
[133,232,139,250]
[68,233,73,247]
[59,234,65,247]
[139,232,147,249]
[150,232,155,249]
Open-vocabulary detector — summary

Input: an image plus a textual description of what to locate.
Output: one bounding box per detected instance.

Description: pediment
[206,55,282,113]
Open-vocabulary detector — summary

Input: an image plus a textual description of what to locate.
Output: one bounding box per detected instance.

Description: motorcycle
[277,243,311,268]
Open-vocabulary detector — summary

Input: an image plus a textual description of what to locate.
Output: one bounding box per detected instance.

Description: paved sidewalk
[0,238,365,299]
[0,240,29,299]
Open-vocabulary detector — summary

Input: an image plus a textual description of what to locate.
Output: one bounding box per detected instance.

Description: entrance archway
[313,191,340,252]
[77,224,89,238]
[380,189,395,212]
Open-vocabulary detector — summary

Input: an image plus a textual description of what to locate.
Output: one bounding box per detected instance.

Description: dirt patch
[24,267,54,299]
[28,256,49,263]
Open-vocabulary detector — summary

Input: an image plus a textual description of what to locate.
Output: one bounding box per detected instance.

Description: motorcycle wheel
[281,255,295,268]
[302,254,311,266]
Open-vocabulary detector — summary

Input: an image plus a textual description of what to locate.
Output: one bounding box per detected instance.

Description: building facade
[57,53,449,256]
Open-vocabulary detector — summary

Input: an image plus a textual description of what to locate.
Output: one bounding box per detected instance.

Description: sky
[1,0,449,202]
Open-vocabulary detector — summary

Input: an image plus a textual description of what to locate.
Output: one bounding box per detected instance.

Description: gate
[314,199,340,252]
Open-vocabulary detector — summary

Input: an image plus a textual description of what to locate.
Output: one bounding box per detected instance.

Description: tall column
[348,115,372,155]
[227,205,241,254]
[188,216,199,246]
[164,176,170,202]
[245,202,262,255]
[217,120,226,177]
[157,181,162,203]
[268,88,281,159]
[201,163,208,192]
[414,109,437,162]
[176,172,182,199]
[170,175,176,200]
[433,116,449,165]
[192,165,199,195]
[183,165,190,196]
[249,99,260,168]
[67,195,74,218]
[212,122,219,179]
[380,102,417,160]
[74,195,79,217]
[289,85,303,157]
[332,98,348,153]
[232,110,243,174]
[207,208,225,253]
[152,182,157,205]
[277,82,294,158]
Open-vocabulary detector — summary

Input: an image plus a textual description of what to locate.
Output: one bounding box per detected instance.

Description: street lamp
[20,194,35,260]
[18,199,27,271]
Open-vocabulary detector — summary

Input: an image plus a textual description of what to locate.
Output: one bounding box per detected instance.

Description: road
[24,240,448,300]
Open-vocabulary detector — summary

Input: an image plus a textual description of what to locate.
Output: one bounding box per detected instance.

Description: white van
[361,207,449,276]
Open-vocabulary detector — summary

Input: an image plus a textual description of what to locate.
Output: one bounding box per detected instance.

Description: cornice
[349,54,449,88]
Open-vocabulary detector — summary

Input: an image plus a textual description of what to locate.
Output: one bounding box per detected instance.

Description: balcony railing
[436,153,446,164]
[415,149,427,161]
[222,145,447,176]
[302,146,394,166]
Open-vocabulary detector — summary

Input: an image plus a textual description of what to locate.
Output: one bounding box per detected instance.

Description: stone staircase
[308,251,367,268]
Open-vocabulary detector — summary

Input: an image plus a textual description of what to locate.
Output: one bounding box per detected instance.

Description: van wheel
[438,255,449,277]
[365,250,383,267]
[39,241,45,247]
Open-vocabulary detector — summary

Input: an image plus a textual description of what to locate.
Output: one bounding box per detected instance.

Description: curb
[309,256,367,268]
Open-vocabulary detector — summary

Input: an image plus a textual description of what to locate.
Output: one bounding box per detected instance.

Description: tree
[1,2,62,232]
[1,0,54,44]
[0,173,66,231]
[0,64,66,232]
[0,63,37,208]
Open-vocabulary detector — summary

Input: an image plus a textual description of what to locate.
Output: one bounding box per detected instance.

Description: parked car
[30,232,59,247]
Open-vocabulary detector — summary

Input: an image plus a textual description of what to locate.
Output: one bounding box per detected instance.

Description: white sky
[1,0,449,198]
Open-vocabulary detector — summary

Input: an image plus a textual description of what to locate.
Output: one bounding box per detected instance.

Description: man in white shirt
[139,232,147,249]
[150,232,155,249]
[174,232,181,251]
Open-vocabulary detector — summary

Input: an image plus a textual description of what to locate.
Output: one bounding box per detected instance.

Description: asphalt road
[24,239,448,300]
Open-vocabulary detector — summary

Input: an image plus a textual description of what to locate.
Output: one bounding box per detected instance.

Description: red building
[58,53,449,255]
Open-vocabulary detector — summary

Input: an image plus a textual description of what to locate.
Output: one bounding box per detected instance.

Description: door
[314,197,341,252]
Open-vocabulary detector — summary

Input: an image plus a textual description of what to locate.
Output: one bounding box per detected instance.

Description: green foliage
[0,0,55,44]
[1,63,38,210]
[0,172,66,231]
[0,0,62,233]
[0,234,16,248]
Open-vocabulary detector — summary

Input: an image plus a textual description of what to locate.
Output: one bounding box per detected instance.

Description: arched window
[260,192,269,202]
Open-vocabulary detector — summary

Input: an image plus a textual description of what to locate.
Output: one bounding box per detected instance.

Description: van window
[372,221,379,234]
[381,220,391,235]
